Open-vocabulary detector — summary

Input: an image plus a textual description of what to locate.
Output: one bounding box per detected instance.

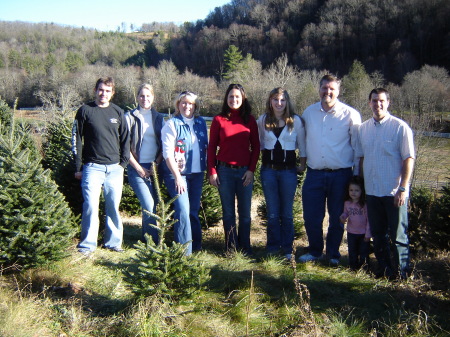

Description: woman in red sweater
[208,84,260,255]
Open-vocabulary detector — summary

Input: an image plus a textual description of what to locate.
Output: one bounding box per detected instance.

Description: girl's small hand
[242,170,254,187]
[339,215,347,224]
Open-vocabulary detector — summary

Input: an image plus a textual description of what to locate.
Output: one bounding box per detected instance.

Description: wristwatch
[398,186,406,192]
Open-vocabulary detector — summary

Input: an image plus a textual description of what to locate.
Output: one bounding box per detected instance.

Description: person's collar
[138,107,152,115]
[229,108,240,114]
[182,115,194,123]
[373,112,391,125]
[320,100,340,113]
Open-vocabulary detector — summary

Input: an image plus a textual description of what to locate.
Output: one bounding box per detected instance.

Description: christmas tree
[0,104,78,269]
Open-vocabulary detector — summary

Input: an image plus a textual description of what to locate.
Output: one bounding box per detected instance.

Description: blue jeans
[347,233,370,270]
[217,165,253,254]
[164,171,204,255]
[302,167,352,259]
[366,195,410,278]
[127,163,158,243]
[261,166,297,254]
[78,163,124,252]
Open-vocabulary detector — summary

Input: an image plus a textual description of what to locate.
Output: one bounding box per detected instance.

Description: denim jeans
[78,162,124,252]
[217,165,253,254]
[302,167,352,259]
[163,171,204,255]
[366,195,410,278]
[261,166,297,255]
[347,232,370,270]
[127,163,158,243]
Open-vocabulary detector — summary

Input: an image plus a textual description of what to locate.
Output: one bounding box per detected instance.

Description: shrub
[0,121,78,269]
[42,118,83,214]
[408,182,450,253]
[120,173,142,216]
[199,174,222,228]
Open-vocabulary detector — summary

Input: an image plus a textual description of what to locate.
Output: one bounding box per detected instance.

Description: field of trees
[0,0,449,335]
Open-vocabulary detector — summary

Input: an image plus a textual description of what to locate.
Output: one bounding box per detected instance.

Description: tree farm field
[1,111,448,336]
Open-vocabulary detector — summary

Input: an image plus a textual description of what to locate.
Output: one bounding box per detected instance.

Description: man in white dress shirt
[357,88,414,280]
[299,74,361,265]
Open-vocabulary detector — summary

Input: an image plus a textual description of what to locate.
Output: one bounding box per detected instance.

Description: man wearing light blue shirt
[357,88,415,280]
[299,74,361,265]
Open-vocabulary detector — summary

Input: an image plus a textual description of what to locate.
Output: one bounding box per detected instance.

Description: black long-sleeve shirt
[72,101,130,172]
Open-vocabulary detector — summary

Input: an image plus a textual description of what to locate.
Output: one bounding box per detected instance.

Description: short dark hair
[320,74,341,88]
[95,77,115,92]
[369,88,390,101]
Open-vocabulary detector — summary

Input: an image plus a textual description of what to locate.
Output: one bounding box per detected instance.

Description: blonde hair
[174,91,200,116]
[137,83,154,97]
[264,87,295,131]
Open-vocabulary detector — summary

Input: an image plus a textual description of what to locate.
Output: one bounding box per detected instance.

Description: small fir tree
[199,174,222,228]
[0,120,78,269]
[124,165,210,300]
[42,118,83,214]
[223,45,244,80]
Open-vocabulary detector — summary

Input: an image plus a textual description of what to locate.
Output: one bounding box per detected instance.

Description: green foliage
[127,237,210,300]
[64,51,85,72]
[0,98,13,127]
[41,118,83,214]
[223,45,244,80]
[120,178,142,216]
[199,174,222,227]
[341,60,375,118]
[408,182,450,253]
[125,166,210,300]
[0,121,78,269]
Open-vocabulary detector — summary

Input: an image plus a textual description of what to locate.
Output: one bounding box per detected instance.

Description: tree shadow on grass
[205,258,450,332]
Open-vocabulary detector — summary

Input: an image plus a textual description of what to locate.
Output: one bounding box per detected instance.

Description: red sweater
[208,110,260,175]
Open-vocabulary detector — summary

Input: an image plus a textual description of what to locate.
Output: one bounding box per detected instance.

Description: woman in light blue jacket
[161,91,208,255]
[257,88,306,260]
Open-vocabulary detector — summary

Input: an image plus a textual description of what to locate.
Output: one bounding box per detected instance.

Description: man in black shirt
[72,77,129,255]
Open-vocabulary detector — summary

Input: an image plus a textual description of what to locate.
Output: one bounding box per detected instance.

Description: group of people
[72,74,414,280]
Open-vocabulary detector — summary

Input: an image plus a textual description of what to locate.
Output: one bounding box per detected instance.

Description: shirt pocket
[382,140,397,157]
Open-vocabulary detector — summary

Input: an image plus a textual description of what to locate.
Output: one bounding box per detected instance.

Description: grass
[1,220,449,336]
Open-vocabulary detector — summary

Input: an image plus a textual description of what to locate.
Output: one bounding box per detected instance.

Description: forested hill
[148,0,449,82]
[0,0,449,109]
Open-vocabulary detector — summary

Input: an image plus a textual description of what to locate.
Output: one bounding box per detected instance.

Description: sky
[0,0,231,31]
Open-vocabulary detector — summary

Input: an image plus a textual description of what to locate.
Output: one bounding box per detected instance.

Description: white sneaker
[298,253,320,263]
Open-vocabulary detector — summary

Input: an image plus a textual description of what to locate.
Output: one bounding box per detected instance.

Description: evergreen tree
[341,60,374,118]
[223,45,244,80]
[0,97,13,127]
[125,165,210,300]
[0,119,78,269]
[42,118,83,214]
[199,174,222,228]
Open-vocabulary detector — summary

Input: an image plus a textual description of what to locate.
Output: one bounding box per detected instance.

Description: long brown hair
[219,84,252,123]
[264,87,295,132]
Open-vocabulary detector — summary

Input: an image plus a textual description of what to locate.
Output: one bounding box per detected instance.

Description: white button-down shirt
[302,100,361,172]
[356,113,415,197]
